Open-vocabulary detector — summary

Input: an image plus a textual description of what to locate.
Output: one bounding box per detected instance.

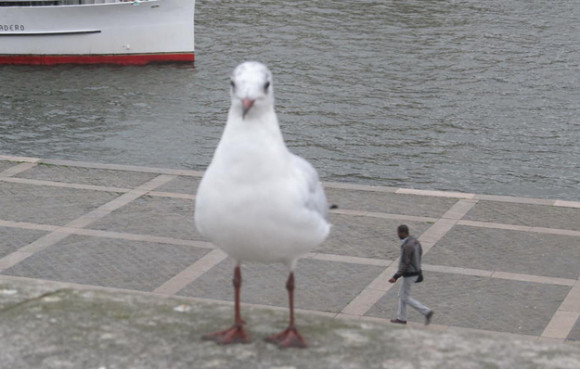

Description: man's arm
[389,242,414,283]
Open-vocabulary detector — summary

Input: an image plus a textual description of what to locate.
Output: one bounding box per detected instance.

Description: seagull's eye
[264,81,270,92]
[230,80,235,90]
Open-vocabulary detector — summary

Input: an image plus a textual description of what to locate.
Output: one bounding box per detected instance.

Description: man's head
[397,224,409,240]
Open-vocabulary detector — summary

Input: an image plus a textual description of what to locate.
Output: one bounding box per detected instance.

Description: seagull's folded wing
[290,153,329,220]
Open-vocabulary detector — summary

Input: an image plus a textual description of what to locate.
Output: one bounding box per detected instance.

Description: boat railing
[0,0,136,6]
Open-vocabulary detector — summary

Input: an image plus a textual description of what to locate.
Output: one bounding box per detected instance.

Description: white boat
[0,0,195,65]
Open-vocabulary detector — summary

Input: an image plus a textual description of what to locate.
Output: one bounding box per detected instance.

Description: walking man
[388,224,434,325]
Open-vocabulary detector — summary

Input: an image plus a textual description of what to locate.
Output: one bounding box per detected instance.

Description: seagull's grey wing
[290,154,329,220]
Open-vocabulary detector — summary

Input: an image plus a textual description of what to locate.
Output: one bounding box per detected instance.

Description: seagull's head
[230,61,274,119]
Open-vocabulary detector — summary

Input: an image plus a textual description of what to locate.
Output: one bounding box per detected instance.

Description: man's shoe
[425,311,434,326]
[390,319,407,325]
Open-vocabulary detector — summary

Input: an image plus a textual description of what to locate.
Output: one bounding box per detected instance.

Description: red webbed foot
[265,326,307,349]
[202,324,251,345]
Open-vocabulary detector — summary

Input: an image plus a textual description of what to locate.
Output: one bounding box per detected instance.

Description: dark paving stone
[179,258,385,313]
[320,214,432,259]
[156,176,200,195]
[1,235,210,291]
[568,316,580,342]
[366,272,570,336]
[0,182,119,226]
[91,195,202,240]
[0,227,48,259]
[464,201,580,231]
[0,161,16,172]
[425,225,580,280]
[15,164,157,189]
[326,187,457,217]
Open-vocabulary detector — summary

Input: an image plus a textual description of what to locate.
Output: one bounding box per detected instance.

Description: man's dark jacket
[393,236,422,280]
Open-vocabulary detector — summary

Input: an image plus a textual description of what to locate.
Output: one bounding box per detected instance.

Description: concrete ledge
[1,277,579,369]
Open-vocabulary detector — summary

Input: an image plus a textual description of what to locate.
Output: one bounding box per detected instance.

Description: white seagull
[194,61,331,348]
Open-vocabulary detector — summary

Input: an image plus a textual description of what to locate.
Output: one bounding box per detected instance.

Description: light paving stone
[0,162,37,177]
[318,214,431,259]
[179,258,385,313]
[154,175,201,195]
[554,200,580,209]
[417,219,456,245]
[531,227,580,237]
[13,163,158,189]
[306,252,392,267]
[89,195,202,241]
[559,285,580,313]
[325,188,458,218]
[475,195,555,206]
[464,201,580,231]
[423,264,493,278]
[457,220,532,232]
[0,182,119,226]
[441,200,477,220]
[542,311,580,339]
[1,235,210,292]
[154,249,228,295]
[0,220,58,233]
[0,155,39,163]
[0,176,131,194]
[365,272,571,336]
[40,158,202,177]
[396,188,475,199]
[424,225,580,280]
[568,316,580,341]
[490,272,575,287]
[0,227,48,259]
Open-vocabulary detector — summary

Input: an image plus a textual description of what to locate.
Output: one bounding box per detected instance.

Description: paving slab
[319,214,431,259]
[13,163,158,189]
[90,195,202,240]
[325,187,458,218]
[1,235,211,292]
[424,225,580,280]
[1,277,580,369]
[155,175,200,195]
[464,201,580,231]
[0,227,48,259]
[0,182,120,226]
[179,257,385,313]
[365,272,571,336]
[1,156,580,346]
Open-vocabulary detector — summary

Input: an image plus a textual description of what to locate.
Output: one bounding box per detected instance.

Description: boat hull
[0,0,195,65]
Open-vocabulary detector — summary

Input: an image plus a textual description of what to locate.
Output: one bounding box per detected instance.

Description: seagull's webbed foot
[202,324,251,345]
[265,325,307,349]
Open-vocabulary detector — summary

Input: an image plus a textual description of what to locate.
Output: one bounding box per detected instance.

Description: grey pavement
[1,154,580,366]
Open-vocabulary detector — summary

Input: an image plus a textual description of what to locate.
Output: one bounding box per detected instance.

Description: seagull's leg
[202,265,251,344]
[265,272,307,348]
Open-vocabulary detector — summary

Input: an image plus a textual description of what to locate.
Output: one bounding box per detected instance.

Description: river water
[1,0,579,201]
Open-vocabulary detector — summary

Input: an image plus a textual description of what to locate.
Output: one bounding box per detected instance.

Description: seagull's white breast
[195,117,329,266]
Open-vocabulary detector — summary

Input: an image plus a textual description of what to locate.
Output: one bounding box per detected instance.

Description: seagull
[194,61,331,348]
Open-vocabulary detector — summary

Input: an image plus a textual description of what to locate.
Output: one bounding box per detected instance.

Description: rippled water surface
[1,0,579,200]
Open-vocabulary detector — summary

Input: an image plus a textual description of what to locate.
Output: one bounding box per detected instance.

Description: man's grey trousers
[397,275,431,321]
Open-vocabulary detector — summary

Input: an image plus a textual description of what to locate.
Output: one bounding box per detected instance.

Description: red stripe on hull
[0,53,195,65]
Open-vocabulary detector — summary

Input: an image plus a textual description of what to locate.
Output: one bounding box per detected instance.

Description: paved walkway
[1,154,580,343]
